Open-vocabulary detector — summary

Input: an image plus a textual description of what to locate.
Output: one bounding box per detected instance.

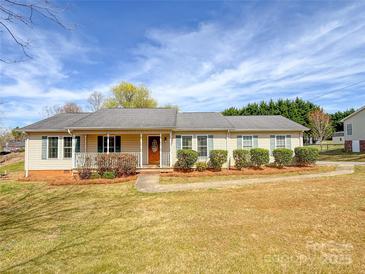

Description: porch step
[138,168,173,173]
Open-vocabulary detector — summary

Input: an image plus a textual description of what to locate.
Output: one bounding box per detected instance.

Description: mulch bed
[18,174,137,186]
[161,166,318,178]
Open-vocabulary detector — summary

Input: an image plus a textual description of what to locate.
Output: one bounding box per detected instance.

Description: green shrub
[90,172,101,179]
[195,162,208,172]
[102,171,116,179]
[294,147,319,166]
[250,148,269,168]
[273,148,293,167]
[208,150,228,171]
[175,149,199,171]
[233,149,251,169]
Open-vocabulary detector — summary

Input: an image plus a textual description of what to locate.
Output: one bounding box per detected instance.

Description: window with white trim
[48,137,58,159]
[242,136,253,149]
[347,124,352,136]
[197,136,208,157]
[64,137,72,158]
[182,136,192,150]
[103,136,115,152]
[276,135,286,148]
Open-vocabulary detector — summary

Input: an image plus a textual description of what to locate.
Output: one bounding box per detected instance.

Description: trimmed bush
[233,149,251,169]
[114,154,137,176]
[208,150,228,171]
[250,148,269,168]
[102,171,116,179]
[96,153,137,177]
[294,147,319,166]
[175,149,199,171]
[273,148,293,168]
[78,155,92,180]
[195,162,208,172]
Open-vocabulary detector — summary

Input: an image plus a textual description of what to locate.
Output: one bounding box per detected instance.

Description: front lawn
[0,167,364,272]
[0,161,24,173]
[319,149,365,162]
[160,166,336,184]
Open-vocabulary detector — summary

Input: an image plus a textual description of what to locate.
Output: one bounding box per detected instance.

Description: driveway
[136,164,355,193]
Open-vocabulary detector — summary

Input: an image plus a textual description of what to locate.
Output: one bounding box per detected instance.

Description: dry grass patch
[160,165,336,184]
[0,167,364,273]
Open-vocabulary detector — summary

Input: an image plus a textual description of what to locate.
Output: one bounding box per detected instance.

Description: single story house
[341,105,365,152]
[20,108,308,176]
[332,131,345,145]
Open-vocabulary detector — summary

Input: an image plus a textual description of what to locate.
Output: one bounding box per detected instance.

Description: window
[182,136,192,150]
[48,137,58,159]
[64,137,72,158]
[197,136,208,157]
[103,136,115,153]
[242,136,253,149]
[347,124,352,136]
[276,135,286,148]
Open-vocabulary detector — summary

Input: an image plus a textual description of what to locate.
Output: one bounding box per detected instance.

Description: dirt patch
[18,174,137,186]
[161,166,324,178]
[0,152,24,167]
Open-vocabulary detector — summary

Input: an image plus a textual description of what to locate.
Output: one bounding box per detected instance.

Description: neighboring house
[20,108,308,176]
[4,140,25,152]
[332,131,345,144]
[341,105,365,152]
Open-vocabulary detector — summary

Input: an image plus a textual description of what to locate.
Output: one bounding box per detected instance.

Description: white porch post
[159,133,162,168]
[84,135,87,152]
[169,131,172,167]
[107,132,110,154]
[25,137,29,177]
[140,133,143,168]
[72,135,76,169]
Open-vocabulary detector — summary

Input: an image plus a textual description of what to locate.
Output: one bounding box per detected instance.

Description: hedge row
[175,149,228,171]
[233,147,319,169]
[78,153,138,180]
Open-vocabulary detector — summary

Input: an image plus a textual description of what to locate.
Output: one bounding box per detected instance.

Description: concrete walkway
[136,164,355,193]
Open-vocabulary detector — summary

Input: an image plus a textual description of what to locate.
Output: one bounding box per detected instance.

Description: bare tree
[309,109,333,144]
[87,91,104,112]
[42,102,82,118]
[0,0,70,63]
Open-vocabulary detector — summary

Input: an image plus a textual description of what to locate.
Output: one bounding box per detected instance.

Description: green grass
[160,166,336,184]
[319,149,365,162]
[0,161,24,173]
[0,168,364,273]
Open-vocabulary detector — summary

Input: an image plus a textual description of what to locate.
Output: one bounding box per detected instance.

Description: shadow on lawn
[0,184,148,272]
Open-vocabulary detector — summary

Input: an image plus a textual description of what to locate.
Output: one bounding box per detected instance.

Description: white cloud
[1,2,365,128]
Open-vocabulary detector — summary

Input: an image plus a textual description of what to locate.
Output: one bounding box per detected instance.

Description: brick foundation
[345,140,352,152]
[360,140,365,152]
[28,170,72,178]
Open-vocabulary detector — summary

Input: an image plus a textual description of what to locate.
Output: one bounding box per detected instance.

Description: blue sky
[1,0,365,128]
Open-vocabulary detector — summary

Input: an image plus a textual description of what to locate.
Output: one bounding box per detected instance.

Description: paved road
[317,161,365,166]
[136,164,355,193]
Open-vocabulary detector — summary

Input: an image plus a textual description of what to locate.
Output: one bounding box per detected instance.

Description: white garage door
[352,140,360,152]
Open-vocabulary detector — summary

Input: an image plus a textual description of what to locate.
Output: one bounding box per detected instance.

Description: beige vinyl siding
[171,131,228,167]
[228,132,302,166]
[27,132,73,170]
[343,109,365,141]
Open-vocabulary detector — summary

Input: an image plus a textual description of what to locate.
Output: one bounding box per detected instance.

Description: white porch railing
[75,152,141,169]
[75,152,171,169]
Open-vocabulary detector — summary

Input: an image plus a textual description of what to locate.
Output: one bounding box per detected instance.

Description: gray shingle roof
[21,109,308,132]
[225,115,308,131]
[68,108,177,129]
[176,112,234,130]
[20,113,90,131]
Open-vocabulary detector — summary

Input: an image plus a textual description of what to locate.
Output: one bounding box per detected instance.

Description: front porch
[71,132,173,169]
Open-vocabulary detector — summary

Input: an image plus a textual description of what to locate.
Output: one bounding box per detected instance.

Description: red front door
[148,136,160,164]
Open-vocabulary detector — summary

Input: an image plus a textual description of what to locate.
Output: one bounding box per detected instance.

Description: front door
[148,136,160,164]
